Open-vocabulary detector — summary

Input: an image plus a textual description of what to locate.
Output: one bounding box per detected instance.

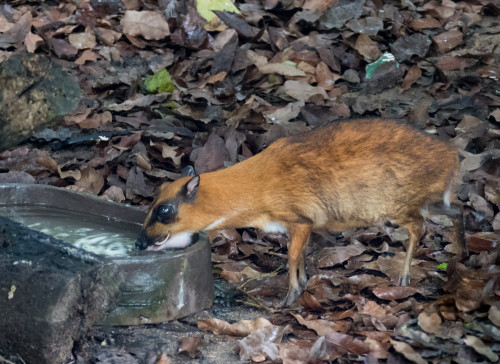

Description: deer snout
[135,230,150,250]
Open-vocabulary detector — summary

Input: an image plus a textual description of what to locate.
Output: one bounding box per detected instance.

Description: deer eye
[156,203,176,223]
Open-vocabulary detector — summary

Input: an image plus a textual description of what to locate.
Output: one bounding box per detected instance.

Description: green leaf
[144,69,175,94]
[197,0,240,22]
[436,263,447,271]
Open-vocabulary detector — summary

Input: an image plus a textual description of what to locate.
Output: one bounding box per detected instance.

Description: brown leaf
[359,300,387,319]
[75,49,99,65]
[291,313,341,336]
[489,305,500,327]
[433,29,463,53]
[78,111,112,129]
[409,17,442,30]
[417,311,442,334]
[68,32,97,50]
[280,80,328,101]
[391,340,426,364]
[126,166,154,199]
[198,317,272,336]
[354,34,381,62]
[171,8,208,49]
[298,291,324,310]
[194,133,229,174]
[101,186,125,203]
[324,332,370,355]
[178,336,202,359]
[316,61,340,90]
[464,335,499,362]
[95,27,122,46]
[362,252,427,283]
[49,38,78,58]
[365,337,390,359]
[150,141,182,167]
[121,10,170,40]
[218,261,266,282]
[65,108,93,125]
[74,166,104,195]
[0,11,31,48]
[436,55,477,71]
[466,232,500,253]
[454,284,483,312]
[371,286,420,300]
[346,274,387,291]
[302,0,339,10]
[258,62,306,77]
[315,242,366,268]
[58,167,81,180]
[400,65,421,92]
[263,101,304,125]
[24,31,43,53]
[206,71,227,83]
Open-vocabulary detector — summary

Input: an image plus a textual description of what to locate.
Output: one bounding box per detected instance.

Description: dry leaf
[355,34,381,61]
[417,311,442,334]
[24,32,43,53]
[391,340,426,364]
[74,166,104,195]
[68,33,97,49]
[178,336,202,358]
[463,335,499,362]
[75,49,99,65]
[258,62,306,77]
[198,317,272,336]
[280,80,328,100]
[291,313,341,336]
[432,29,463,53]
[400,65,421,92]
[121,10,170,40]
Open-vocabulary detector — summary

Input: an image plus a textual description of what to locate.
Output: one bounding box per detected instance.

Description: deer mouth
[146,231,195,251]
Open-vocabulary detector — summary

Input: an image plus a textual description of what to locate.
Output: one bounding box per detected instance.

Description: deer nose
[135,230,149,250]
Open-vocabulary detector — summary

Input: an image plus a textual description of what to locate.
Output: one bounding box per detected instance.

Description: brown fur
[138,118,466,306]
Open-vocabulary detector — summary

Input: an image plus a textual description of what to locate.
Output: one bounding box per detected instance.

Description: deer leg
[283,224,311,307]
[398,216,424,286]
[298,236,309,289]
[449,202,467,258]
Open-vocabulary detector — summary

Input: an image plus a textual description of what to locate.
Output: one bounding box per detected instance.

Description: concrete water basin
[0,183,214,325]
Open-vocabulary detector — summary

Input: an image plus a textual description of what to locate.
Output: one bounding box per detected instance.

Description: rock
[0,215,123,364]
[0,52,80,151]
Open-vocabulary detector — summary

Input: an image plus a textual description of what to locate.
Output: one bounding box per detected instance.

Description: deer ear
[181,166,195,177]
[184,175,199,202]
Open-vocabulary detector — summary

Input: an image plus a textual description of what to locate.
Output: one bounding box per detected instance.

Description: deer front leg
[283,224,311,307]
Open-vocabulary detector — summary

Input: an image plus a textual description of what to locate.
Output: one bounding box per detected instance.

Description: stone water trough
[0,183,214,364]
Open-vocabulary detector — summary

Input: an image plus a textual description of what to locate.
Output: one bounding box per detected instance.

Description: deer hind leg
[426,200,468,257]
[397,215,424,286]
[298,236,309,289]
[448,202,467,258]
[284,224,311,307]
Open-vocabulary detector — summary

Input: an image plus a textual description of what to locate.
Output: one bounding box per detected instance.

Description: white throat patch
[205,217,226,230]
